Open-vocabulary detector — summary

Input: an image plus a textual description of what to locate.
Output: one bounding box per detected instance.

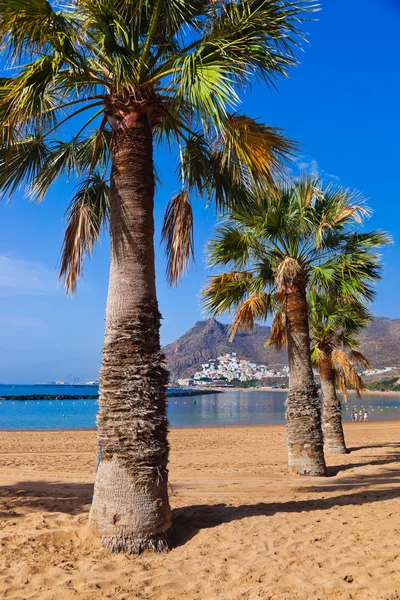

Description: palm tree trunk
[89,119,172,554]
[285,278,326,476]
[320,353,347,454]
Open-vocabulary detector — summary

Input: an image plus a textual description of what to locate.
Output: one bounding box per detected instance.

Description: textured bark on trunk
[89,119,172,554]
[285,278,326,476]
[320,352,348,454]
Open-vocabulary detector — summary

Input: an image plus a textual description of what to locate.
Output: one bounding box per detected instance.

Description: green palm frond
[0,0,79,60]
[202,271,255,316]
[0,131,48,198]
[29,129,111,201]
[207,224,261,270]
[310,344,325,368]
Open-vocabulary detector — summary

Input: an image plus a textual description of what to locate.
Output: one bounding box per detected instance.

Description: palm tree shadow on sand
[1,461,399,548]
[172,465,400,547]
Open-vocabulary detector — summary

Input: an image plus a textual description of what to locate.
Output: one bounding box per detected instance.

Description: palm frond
[310,344,325,368]
[267,311,287,351]
[202,271,254,316]
[0,131,48,198]
[161,190,194,286]
[230,291,274,340]
[215,114,296,190]
[59,172,110,294]
[332,348,365,397]
[207,224,258,269]
[0,0,79,60]
[335,369,348,403]
[29,129,111,201]
[348,350,371,371]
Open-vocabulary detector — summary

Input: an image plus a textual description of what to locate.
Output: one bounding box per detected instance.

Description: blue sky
[0,0,399,383]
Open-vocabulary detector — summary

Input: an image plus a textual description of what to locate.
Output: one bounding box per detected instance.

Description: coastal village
[176,353,395,388]
[177,353,289,387]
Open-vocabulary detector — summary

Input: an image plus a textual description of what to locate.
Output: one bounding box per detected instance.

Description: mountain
[357,317,400,368]
[164,317,400,381]
[163,318,286,381]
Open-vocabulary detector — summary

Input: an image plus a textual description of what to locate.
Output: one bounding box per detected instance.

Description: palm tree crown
[203,176,389,335]
[307,293,372,400]
[268,292,373,397]
[0,0,317,290]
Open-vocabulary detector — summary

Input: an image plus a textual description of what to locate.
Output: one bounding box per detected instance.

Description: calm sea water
[0,385,399,430]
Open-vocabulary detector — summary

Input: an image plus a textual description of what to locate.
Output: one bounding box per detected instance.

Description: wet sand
[1,423,399,600]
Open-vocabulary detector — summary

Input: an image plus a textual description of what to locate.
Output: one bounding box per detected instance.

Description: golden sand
[1,423,400,600]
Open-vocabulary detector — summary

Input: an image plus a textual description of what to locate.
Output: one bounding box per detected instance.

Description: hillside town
[177,353,289,387]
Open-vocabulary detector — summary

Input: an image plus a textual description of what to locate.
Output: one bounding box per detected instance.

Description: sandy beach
[1,423,400,600]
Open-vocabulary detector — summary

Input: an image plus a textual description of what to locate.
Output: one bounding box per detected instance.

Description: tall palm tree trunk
[89,119,172,554]
[285,278,326,476]
[320,353,347,454]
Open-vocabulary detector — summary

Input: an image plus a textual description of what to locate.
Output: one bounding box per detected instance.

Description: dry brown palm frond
[275,256,303,291]
[296,174,321,211]
[60,202,99,294]
[59,173,109,295]
[216,114,296,189]
[348,350,371,370]
[229,292,272,341]
[332,348,365,397]
[267,311,286,351]
[162,190,194,286]
[335,370,348,403]
[334,203,370,225]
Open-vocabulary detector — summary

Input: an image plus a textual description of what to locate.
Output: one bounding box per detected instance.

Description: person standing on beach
[359,410,363,422]
[354,411,358,422]
[351,410,356,422]
[364,411,369,422]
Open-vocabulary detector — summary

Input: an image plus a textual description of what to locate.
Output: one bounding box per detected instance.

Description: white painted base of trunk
[89,458,172,554]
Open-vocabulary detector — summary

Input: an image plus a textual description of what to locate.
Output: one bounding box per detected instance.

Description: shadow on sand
[0,442,398,547]
[171,461,400,546]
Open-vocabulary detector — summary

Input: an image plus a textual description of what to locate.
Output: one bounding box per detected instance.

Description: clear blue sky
[1,0,399,383]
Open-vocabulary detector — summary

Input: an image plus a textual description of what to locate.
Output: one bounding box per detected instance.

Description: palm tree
[0,0,317,553]
[270,293,374,454]
[309,294,373,454]
[203,177,389,476]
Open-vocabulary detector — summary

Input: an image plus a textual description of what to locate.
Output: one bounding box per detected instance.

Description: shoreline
[1,418,400,434]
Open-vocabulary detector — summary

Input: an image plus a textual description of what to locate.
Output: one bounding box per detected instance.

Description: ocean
[0,384,400,430]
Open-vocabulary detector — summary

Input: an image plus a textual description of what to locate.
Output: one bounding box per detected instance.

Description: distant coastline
[0,389,221,401]
[2,387,400,401]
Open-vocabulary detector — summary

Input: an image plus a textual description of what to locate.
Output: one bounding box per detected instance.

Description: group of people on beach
[351,409,368,422]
